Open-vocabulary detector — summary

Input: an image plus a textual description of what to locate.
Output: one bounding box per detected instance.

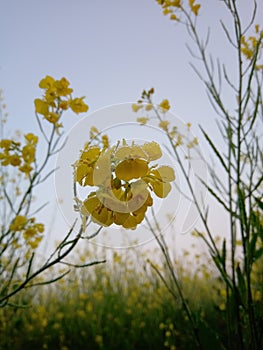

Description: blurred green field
[0,243,262,350]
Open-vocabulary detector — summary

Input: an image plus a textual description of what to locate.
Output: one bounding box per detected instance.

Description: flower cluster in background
[241,24,263,69]
[132,88,199,152]
[0,133,38,176]
[34,75,89,129]
[9,215,44,249]
[156,0,201,21]
[74,139,175,229]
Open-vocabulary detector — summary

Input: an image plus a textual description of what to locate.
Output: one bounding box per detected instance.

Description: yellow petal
[80,147,100,164]
[83,196,101,214]
[91,207,113,226]
[151,181,172,198]
[159,99,170,111]
[142,142,162,161]
[115,159,148,181]
[132,211,145,224]
[83,168,95,186]
[75,164,92,185]
[39,75,55,89]
[34,99,49,116]
[93,151,111,186]
[156,166,175,182]
[122,215,138,229]
[113,212,130,225]
[115,145,146,161]
[69,97,89,114]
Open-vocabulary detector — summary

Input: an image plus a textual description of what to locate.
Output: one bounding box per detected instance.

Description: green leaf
[236,264,246,300]
[221,239,226,269]
[254,247,263,261]
[200,126,228,172]
[255,197,263,211]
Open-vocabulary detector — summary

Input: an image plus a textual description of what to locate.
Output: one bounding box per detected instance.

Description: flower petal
[142,142,162,161]
[156,166,175,182]
[115,159,148,181]
[151,181,172,198]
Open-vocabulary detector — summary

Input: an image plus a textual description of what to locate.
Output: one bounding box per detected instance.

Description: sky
[1,0,262,257]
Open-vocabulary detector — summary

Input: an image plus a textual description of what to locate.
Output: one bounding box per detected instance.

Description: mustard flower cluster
[34,76,89,128]
[132,88,199,152]
[156,0,201,21]
[9,215,44,249]
[74,139,175,229]
[241,25,263,69]
[0,133,38,175]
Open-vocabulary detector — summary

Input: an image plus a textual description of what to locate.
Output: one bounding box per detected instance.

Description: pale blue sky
[1,1,260,133]
[0,1,227,132]
[1,1,262,253]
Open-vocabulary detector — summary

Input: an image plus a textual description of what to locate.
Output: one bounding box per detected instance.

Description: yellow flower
[22,144,35,164]
[115,159,149,181]
[159,120,170,131]
[189,0,201,16]
[9,215,27,231]
[39,75,55,89]
[137,117,148,125]
[44,87,57,104]
[34,223,44,233]
[115,144,146,161]
[45,112,60,124]
[54,77,73,96]
[9,154,21,166]
[171,0,181,6]
[102,135,109,148]
[75,138,175,230]
[75,164,94,186]
[19,163,33,175]
[141,141,162,161]
[80,146,101,163]
[95,335,103,346]
[34,98,49,116]
[145,103,153,111]
[132,103,143,112]
[170,13,178,20]
[147,166,175,198]
[154,165,175,182]
[159,99,170,111]
[69,97,89,114]
[74,146,102,186]
[0,139,12,150]
[58,100,69,110]
[163,8,172,16]
[23,227,37,240]
[82,195,113,227]
[25,133,38,145]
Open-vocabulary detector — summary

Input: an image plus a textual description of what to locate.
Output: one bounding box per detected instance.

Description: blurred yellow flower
[69,97,89,114]
[9,215,27,231]
[137,117,148,125]
[9,154,21,166]
[39,75,55,89]
[54,77,73,96]
[25,133,38,145]
[159,120,170,131]
[34,98,49,116]
[159,99,170,111]
[131,103,143,112]
[19,163,33,175]
[189,0,200,16]
[35,76,89,128]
